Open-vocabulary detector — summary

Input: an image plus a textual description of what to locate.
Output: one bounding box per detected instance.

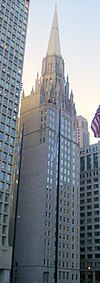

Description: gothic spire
[46,5,61,56]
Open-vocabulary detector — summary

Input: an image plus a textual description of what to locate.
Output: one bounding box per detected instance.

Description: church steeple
[33,6,76,114]
[46,5,61,56]
[40,6,64,105]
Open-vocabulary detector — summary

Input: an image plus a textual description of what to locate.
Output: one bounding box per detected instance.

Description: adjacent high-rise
[77,115,90,147]
[80,142,100,283]
[0,1,30,282]
[13,7,80,283]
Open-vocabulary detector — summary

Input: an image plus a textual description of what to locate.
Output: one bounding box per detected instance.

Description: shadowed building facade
[80,142,100,283]
[77,115,90,148]
[13,7,80,283]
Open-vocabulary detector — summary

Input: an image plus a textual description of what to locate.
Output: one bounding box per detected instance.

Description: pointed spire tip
[46,6,61,56]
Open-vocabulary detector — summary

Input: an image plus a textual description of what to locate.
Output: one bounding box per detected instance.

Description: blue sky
[23,0,100,144]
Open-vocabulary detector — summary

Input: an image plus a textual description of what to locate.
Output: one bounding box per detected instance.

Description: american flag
[91,105,100,137]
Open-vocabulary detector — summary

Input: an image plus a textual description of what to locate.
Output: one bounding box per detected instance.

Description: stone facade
[77,115,90,148]
[13,7,80,283]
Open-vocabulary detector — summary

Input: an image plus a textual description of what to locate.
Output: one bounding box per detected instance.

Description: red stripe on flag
[91,105,100,137]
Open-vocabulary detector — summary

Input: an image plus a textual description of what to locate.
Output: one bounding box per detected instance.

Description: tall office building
[0,1,30,282]
[77,115,90,147]
[80,142,100,283]
[13,7,80,283]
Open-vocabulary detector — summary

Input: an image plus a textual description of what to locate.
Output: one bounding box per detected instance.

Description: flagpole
[10,125,24,283]
[55,107,61,283]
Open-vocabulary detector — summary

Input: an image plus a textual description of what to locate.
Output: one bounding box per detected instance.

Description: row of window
[80,261,100,268]
[1,0,28,19]
[80,184,98,191]
[81,246,100,252]
[80,154,98,171]
[81,204,100,210]
[80,177,98,185]
[80,171,98,179]
[0,171,11,181]
[81,239,100,245]
[43,270,78,281]
[81,211,99,217]
[80,197,99,204]
[81,190,99,198]
[81,231,100,238]
[1,114,16,128]
[59,271,78,280]
[0,202,9,213]
[81,254,100,259]
[80,146,98,154]
[0,10,27,31]
[0,192,9,202]
[81,224,100,230]
[81,218,100,225]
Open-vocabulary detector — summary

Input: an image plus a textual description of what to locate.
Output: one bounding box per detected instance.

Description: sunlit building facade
[13,7,80,283]
[0,0,30,282]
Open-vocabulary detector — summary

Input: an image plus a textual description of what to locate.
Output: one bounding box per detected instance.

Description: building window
[62,271,65,279]
[0,182,4,190]
[59,271,61,279]
[43,271,49,281]
[80,156,85,172]
[87,155,91,170]
[93,153,98,169]
[66,272,69,279]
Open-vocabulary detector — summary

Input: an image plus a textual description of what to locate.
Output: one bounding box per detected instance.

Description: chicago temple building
[13,7,80,283]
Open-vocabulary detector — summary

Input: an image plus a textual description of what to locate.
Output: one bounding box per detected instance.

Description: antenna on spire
[55,2,57,10]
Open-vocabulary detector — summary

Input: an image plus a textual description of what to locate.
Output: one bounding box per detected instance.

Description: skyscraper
[13,7,80,283]
[0,1,30,282]
[77,115,90,148]
[80,142,100,283]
